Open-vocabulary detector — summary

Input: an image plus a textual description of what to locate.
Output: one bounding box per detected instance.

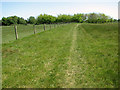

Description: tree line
[1,13,118,26]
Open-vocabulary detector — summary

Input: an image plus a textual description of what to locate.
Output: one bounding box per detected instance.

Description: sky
[1,0,119,19]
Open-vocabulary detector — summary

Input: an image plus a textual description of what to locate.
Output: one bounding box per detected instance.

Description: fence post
[51,24,53,28]
[33,24,36,34]
[44,24,45,31]
[14,24,18,40]
[50,24,51,30]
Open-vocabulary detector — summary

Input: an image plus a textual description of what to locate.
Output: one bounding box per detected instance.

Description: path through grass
[2,23,118,88]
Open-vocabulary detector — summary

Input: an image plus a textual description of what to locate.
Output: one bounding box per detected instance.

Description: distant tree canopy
[56,14,72,23]
[36,14,56,24]
[1,13,117,26]
[28,16,36,24]
[71,14,85,23]
[18,17,27,24]
[118,19,120,22]
[2,16,26,25]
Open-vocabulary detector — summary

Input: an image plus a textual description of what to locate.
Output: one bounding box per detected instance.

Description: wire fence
[2,23,69,44]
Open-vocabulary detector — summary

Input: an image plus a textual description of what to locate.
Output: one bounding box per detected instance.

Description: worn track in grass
[2,23,118,88]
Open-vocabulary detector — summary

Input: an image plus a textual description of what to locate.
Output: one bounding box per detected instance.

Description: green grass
[2,23,118,88]
[2,24,58,43]
[75,23,118,88]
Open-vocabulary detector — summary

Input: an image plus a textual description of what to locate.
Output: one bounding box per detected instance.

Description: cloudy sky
[1,0,119,19]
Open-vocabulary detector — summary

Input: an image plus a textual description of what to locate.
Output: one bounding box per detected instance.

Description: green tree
[28,16,36,24]
[72,14,83,23]
[109,18,114,22]
[37,14,56,24]
[2,16,18,25]
[113,19,117,22]
[2,17,8,25]
[57,14,72,23]
[87,13,98,23]
[18,17,27,25]
[7,16,18,24]
[98,13,109,23]
[1,13,115,25]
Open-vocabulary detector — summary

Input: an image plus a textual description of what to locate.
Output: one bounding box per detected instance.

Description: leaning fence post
[33,24,36,34]
[44,24,45,31]
[14,24,18,40]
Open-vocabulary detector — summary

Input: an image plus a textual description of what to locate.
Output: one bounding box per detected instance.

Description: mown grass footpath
[2,23,118,88]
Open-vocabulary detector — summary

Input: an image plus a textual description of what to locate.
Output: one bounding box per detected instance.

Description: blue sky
[1,0,119,19]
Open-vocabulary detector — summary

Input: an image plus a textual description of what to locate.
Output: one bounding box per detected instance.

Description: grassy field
[2,24,59,43]
[2,23,118,88]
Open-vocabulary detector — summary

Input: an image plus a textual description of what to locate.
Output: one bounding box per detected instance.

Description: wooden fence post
[51,24,52,28]
[33,24,36,34]
[44,24,45,31]
[14,25,18,40]
[50,24,51,30]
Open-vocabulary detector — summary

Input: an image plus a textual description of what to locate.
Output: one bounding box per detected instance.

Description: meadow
[2,23,118,88]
